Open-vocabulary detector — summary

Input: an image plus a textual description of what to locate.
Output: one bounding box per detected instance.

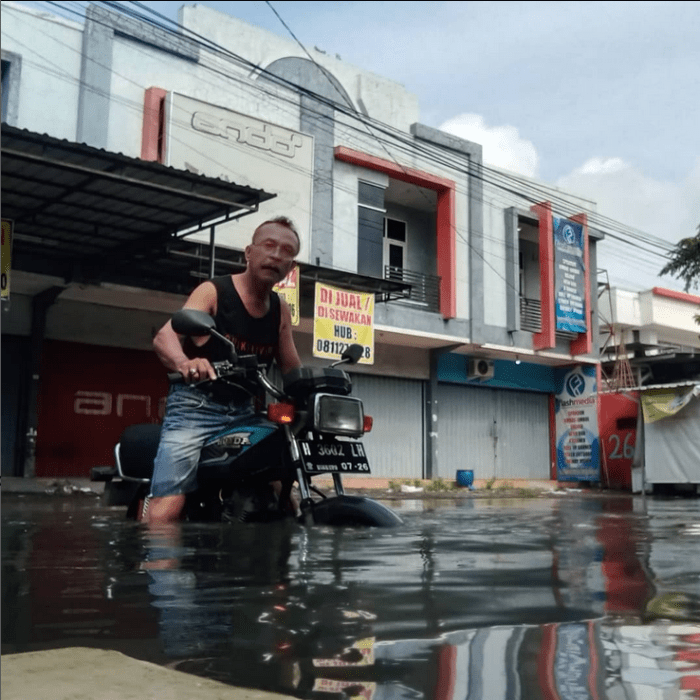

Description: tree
[660,224,700,292]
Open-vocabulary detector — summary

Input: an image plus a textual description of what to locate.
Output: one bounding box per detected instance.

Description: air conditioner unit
[468,358,495,380]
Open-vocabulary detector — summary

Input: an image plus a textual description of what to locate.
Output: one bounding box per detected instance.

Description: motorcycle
[92,308,402,527]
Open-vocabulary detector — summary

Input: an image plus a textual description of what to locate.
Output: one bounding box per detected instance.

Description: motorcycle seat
[117,423,162,481]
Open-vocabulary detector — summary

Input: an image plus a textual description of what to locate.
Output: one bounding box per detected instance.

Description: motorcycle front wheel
[305,495,403,527]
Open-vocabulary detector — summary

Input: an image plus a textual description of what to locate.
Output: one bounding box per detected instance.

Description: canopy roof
[2,126,409,299]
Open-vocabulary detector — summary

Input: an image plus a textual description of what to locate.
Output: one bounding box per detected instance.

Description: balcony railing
[520,296,542,333]
[385,266,440,312]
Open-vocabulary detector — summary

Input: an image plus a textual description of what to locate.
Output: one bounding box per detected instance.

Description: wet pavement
[2,491,700,699]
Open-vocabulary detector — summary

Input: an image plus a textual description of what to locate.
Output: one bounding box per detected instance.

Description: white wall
[611,288,700,350]
[180,5,420,132]
[1,3,82,140]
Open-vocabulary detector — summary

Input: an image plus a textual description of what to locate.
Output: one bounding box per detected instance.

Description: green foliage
[425,478,448,492]
[660,225,700,294]
[484,476,497,490]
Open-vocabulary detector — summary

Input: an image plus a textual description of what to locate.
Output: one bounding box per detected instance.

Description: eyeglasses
[254,239,297,260]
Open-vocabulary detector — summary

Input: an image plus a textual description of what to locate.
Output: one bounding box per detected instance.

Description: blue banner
[553,217,586,333]
[555,365,600,481]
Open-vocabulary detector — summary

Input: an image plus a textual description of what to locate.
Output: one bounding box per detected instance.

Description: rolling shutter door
[350,373,424,479]
[438,384,550,480]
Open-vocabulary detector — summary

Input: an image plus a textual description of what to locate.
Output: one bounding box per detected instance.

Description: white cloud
[557,158,700,292]
[577,157,627,175]
[438,114,538,178]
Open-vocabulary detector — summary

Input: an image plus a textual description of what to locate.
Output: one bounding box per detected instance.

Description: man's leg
[147,386,218,525]
[146,494,186,524]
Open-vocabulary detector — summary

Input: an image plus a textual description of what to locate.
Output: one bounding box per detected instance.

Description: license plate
[298,439,371,475]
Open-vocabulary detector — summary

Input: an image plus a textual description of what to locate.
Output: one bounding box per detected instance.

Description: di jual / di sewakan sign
[313,283,374,364]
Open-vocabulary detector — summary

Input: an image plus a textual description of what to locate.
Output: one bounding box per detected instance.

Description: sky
[14,0,700,293]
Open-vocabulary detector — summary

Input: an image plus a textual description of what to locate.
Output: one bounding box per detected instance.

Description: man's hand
[176,357,217,383]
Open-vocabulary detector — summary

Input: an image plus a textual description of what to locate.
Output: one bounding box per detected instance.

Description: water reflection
[2,494,699,698]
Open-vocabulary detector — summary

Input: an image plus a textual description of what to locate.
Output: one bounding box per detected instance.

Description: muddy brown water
[3,493,700,698]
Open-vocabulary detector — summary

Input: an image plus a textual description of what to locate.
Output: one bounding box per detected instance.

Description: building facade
[2,2,605,481]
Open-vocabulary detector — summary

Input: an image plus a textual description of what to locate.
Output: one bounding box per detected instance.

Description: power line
[8,0,679,292]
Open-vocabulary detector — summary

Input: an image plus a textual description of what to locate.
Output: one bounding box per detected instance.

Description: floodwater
[2,493,700,699]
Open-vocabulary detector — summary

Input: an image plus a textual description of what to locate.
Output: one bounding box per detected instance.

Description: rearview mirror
[341,344,364,364]
[171,309,216,336]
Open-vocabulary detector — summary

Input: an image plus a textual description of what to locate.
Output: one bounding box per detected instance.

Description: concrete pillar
[22,286,63,477]
[423,349,440,479]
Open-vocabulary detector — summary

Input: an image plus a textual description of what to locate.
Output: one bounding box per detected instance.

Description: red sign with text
[35,340,169,477]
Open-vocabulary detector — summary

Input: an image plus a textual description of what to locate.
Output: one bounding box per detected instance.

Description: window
[1,51,21,126]
[2,60,11,122]
[384,218,406,279]
[357,181,386,278]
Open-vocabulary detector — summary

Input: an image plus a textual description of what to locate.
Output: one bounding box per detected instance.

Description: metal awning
[2,125,410,299]
[1,125,275,295]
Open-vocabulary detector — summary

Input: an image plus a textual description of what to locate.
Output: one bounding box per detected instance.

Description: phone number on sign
[316,339,371,358]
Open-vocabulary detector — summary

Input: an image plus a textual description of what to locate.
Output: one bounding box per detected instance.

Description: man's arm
[276,299,302,375]
[153,281,218,382]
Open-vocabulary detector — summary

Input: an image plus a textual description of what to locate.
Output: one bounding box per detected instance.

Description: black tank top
[184,275,281,367]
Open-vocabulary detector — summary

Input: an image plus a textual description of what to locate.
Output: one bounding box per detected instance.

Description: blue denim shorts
[149,384,256,498]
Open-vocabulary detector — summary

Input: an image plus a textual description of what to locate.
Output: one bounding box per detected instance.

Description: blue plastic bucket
[456,469,474,488]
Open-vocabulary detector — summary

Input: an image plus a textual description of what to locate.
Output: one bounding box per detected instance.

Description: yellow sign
[641,385,698,423]
[273,266,299,326]
[313,282,374,364]
[313,637,375,667]
[1,219,12,299]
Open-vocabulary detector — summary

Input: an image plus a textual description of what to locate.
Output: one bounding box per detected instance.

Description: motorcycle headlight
[313,394,364,436]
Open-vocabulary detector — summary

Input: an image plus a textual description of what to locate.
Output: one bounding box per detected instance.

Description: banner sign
[273,266,299,326]
[555,365,600,481]
[641,385,699,423]
[1,218,13,299]
[313,282,374,364]
[553,216,586,333]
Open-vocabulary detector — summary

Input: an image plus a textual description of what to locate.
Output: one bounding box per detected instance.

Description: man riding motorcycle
[146,216,302,524]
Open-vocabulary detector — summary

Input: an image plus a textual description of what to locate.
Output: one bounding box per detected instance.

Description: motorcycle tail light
[363,415,373,433]
[314,394,364,436]
[268,402,295,424]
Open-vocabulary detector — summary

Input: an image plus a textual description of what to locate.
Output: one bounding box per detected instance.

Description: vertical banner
[555,365,600,481]
[313,283,374,364]
[273,267,299,326]
[553,216,586,333]
[1,218,13,300]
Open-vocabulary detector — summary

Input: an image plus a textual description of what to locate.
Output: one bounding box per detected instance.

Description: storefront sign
[1,218,13,299]
[273,266,299,326]
[313,283,374,364]
[555,365,600,481]
[166,93,313,259]
[553,216,586,333]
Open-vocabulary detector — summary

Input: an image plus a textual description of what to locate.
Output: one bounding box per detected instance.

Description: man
[146,216,302,524]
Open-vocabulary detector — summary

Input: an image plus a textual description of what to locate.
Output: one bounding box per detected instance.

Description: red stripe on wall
[532,201,555,350]
[652,286,700,304]
[141,87,167,163]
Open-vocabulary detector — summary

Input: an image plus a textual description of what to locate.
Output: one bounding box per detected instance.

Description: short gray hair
[253,216,300,254]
